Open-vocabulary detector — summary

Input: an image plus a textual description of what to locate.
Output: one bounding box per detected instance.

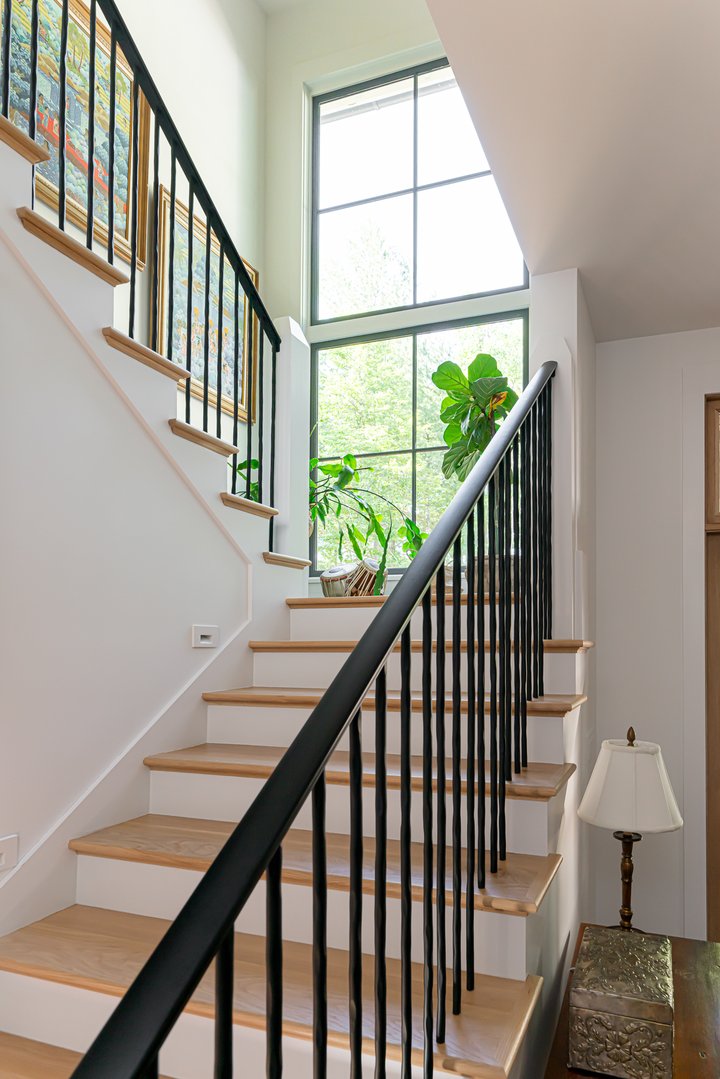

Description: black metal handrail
[1,0,280,532]
[70,359,555,1078]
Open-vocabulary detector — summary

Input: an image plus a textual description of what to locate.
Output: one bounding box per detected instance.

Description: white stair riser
[290,604,511,642]
[206,704,569,765]
[149,772,553,856]
[0,971,411,1078]
[75,857,529,980]
[253,649,583,695]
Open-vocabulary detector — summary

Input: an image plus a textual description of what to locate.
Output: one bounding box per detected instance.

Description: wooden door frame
[705,395,720,940]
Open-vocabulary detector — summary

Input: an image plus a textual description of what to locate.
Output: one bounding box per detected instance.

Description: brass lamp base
[609,830,643,932]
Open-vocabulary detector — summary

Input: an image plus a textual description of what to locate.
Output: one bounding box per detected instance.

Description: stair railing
[69,360,555,1078]
[1,0,281,543]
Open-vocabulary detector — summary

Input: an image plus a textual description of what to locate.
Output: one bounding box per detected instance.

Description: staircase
[0,4,590,1074]
[0,565,590,1075]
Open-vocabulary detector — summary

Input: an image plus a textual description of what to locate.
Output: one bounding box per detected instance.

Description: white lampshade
[578,737,683,833]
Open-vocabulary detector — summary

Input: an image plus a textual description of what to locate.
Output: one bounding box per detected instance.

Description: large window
[310,59,528,574]
[311,61,527,323]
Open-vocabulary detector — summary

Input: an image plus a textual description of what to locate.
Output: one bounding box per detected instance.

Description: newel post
[271,316,311,560]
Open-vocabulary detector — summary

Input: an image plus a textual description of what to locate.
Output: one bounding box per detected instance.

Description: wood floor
[0,906,541,1078]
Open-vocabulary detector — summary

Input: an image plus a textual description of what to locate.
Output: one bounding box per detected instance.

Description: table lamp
[578,727,683,930]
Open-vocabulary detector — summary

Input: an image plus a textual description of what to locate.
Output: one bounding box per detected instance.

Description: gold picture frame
[157,185,259,423]
[2,0,150,267]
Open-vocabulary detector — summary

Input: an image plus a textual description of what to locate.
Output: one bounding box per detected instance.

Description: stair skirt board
[205,703,575,766]
[251,649,586,696]
[0,907,543,1079]
[74,855,534,981]
[148,771,560,857]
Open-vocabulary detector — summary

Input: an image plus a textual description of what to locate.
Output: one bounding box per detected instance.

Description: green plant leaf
[309,457,319,471]
[319,462,343,477]
[469,375,509,410]
[432,361,469,397]
[443,421,463,447]
[468,354,501,381]
[440,400,469,424]
[334,464,356,490]
[347,524,363,560]
[343,453,357,470]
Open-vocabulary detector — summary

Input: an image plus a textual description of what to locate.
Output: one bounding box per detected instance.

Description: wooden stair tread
[144,744,576,800]
[0,116,51,165]
[287,593,501,608]
[102,326,190,381]
[0,1032,83,1079]
[168,419,239,457]
[0,1031,169,1078]
[249,638,594,654]
[16,207,129,286]
[202,685,587,716]
[220,492,278,518]
[70,815,561,916]
[263,551,312,569]
[0,906,541,1077]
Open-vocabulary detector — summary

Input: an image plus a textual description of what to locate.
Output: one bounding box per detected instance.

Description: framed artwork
[157,185,259,423]
[1,0,150,267]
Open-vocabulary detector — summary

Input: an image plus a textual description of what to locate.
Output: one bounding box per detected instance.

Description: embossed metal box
[568,926,674,1079]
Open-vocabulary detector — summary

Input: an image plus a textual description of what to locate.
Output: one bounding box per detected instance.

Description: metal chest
[568,926,674,1079]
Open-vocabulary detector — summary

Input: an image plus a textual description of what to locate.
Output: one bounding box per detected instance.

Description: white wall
[595,326,720,940]
[264,0,440,323]
[118,0,267,271]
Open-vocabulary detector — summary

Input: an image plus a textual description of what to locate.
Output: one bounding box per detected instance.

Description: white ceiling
[425,0,720,342]
[256,0,307,12]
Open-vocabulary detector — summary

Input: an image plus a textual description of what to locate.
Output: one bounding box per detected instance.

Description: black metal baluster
[165,152,176,356]
[231,275,240,489]
[140,1057,159,1079]
[434,563,447,1044]
[127,79,139,339]
[1,0,11,119]
[312,774,327,1079]
[184,186,195,421]
[216,251,224,439]
[348,708,363,1078]
[107,32,116,263]
[85,0,97,248]
[537,392,546,695]
[465,512,476,989]
[548,384,557,634]
[28,0,39,206]
[476,498,486,890]
[503,452,513,786]
[58,0,68,229]
[488,476,498,873]
[258,332,265,505]
[522,416,531,766]
[421,590,434,1075]
[451,537,462,1014]
[512,437,521,773]
[374,669,387,1079]
[400,626,412,1079]
[497,460,507,859]
[532,405,541,698]
[245,307,254,498]
[268,342,278,549]
[28,0,39,141]
[214,928,234,1078]
[150,119,160,353]
[266,847,283,1079]
[202,214,211,431]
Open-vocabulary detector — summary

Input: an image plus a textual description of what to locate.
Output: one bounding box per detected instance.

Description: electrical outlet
[0,835,18,870]
[192,624,219,648]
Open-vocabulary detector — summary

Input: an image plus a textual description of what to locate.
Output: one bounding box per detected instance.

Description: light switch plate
[0,834,19,870]
[192,625,219,648]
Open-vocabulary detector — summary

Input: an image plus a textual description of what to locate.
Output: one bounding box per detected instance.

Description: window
[310,60,528,574]
[311,61,527,324]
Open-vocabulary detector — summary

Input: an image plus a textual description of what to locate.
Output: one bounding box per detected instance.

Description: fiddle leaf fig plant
[433,353,519,481]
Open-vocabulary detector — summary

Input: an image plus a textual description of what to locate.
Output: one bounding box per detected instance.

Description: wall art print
[0,0,150,266]
[157,185,259,422]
